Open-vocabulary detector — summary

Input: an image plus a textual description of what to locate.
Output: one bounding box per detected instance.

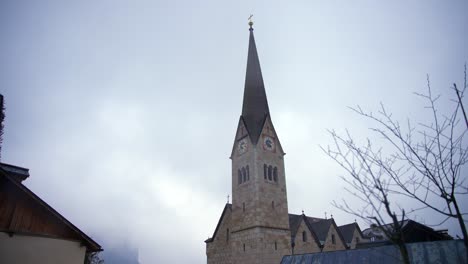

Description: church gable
[321,220,347,252]
[291,216,321,254]
[349,226,365,249]
[230,117,251,158]
[339,222,366,249]
[206,204,232,264]
[206,203,232,244]
[258,115,284,155]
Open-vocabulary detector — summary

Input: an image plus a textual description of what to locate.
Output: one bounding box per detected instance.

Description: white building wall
[0,232,87,264]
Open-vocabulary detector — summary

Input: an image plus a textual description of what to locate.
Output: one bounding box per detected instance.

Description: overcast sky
[1,1,468,263]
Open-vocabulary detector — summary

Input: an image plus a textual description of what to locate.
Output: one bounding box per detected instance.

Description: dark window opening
[273,167,278,182]
[332,234,336,244]
[302,231,307,242]
[275,241,277,250]
[272,201,275,209]
[242,167,246,182]
[246,165,250,181]
[268,166,272,181]
[243,243,246,252]
[243,202,245,212]
[238,170,242,185]
[264,164,267,179]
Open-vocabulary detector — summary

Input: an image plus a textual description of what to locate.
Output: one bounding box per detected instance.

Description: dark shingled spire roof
[241,25,270,144]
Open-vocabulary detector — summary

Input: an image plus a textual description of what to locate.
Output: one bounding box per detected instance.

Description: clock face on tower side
[238,138,248,155]
[263,136,275,151]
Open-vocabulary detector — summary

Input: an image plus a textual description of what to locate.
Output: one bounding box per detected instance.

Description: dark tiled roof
[288,214,302,237]
[338,223,358,243]
[362,220,411,238]
[307,218,333,242]
[241,27,270,145]
[361,220,450,243]
[289,214,322,247]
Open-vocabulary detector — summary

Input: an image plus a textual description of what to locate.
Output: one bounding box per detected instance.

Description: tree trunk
[397,242,411,264]
[452,198,468,262]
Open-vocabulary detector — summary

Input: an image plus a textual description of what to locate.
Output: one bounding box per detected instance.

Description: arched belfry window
[242,167,247,182]
[268,166,272,181]
[264,164,267,179]
[273,167,278,182]
[246,165,250,181]
[238,170,242,184]
[303,231,307,242]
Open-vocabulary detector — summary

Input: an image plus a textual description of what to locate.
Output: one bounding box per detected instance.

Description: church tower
[207,21,366,264]
[205,22,291,264]
[229,21,292,263]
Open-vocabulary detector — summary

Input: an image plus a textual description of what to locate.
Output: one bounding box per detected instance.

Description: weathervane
[248,14,254,28]
[227,195,230,204]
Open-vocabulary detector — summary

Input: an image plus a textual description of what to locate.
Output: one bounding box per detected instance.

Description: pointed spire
[241,20,270,144]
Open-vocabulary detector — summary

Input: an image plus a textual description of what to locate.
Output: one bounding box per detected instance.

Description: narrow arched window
[273,167,278,182]
[243,202,245,212]
[272,201,275,209]
[242,167,246,182]
[246,165,250,181]
[268,165,272,181]
[238,170,242,184]
[332,234,336,244]
[264,164,267,179]
[303,231,307,242]
[275,241,277,250]
[243,243,246,252]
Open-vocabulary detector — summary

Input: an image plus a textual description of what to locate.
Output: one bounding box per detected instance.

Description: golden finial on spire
[248,14,254,28]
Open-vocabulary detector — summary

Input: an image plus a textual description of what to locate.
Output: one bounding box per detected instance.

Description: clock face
[263,136,275,151]
[238,138,248,155]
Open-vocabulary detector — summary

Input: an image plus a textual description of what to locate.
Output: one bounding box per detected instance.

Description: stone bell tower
[228,20,291,263]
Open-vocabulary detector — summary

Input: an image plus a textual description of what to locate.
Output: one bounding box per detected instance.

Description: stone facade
[322,224,347,252]
[293,220,321,255]
[348,228,365,249]
[206,206,232,264]
[231,117,289,230]
[206,117,292,264]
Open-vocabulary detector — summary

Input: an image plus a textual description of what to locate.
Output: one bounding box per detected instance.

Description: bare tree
[324,129,411,263]
[84,252,104,264]
[323,67,468,262]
